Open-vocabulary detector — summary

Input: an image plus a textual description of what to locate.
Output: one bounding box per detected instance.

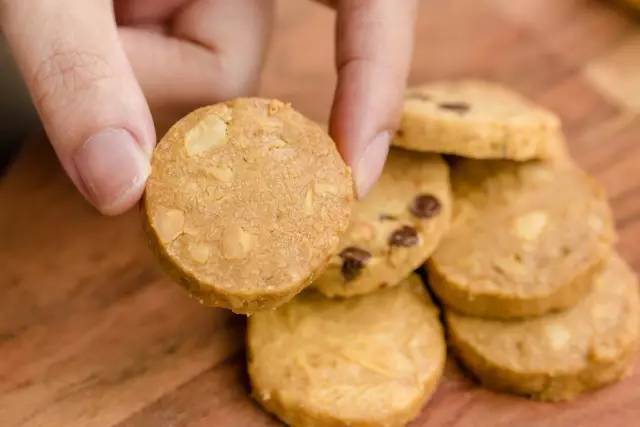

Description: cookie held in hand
[142,98,353,314]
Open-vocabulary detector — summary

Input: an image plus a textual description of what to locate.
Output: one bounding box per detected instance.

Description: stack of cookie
[143,97,451,426]
[399,80,640,402]
[141,89,639,427]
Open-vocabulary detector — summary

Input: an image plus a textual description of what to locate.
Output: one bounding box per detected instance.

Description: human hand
[0,0,416,214]
[322,0,418,197]
[0,0,273,214]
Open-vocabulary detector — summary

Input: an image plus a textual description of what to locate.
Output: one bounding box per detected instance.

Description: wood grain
[2,1,640,426]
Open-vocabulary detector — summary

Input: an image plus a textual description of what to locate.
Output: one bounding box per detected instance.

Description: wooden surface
[2,1,640,426]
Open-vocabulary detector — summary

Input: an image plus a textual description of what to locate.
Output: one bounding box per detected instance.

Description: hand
[0,0,273,215]
[323,0,418,197]
[0,0,416,215]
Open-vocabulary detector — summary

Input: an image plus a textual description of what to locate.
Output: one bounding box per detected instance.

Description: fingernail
[74,128,150,215]
[353,131,391,198]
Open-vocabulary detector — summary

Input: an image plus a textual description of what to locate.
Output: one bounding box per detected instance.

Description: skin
[0,0,417,215]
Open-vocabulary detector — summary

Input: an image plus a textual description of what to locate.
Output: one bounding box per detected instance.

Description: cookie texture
[142,98,353,314]
[314,149,451,298]
[248,275,446,427]
[393,80,562,160]
[427,159,615,319]
[447,254,640,401]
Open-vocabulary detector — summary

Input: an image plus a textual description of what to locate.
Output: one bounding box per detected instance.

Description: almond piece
[155,208,185,244]
[513,211,547,241]
[185,115,228,156]
[222,225,253,259]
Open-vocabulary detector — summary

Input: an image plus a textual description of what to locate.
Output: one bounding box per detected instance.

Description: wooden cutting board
[2,1,640,426]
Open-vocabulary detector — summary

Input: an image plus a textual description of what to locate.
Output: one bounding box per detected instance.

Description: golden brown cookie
[447,253,640,401]
[427,159,615,319]
[248,275,446,427]
[314,149,451,298]
[393,80,562,160]
[142,98,354,314]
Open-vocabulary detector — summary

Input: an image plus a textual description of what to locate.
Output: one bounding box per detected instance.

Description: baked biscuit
[143,98,353,314]
[447,254,640,401]
[248,275,446,426]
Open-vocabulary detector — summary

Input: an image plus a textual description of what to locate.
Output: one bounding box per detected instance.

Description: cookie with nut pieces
[314,148,451,298]
[393,80,563,160]
[427,158,615,319]
[248,274,446,427]
[142,98,354,314]
[446,253,640,401]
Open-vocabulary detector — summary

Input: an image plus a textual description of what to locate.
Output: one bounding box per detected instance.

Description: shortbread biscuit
[427,159,615,319]
[394,80,562,160]
[248,275,446,426]
[447,254,640,401]
[314,149,451,298]
[143,98,353,314]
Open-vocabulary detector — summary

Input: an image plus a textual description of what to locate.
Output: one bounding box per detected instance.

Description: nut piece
[189,242,211,264]
[314,182,338,196]
[545,324,571,351]
[222,225,253,259]
[209,166,234,182]
[185,115,228,156]
[155,208,185,244]
[304,188,314,216]
[513,211,548,241]
[588,214,604,233]
[350,221,375,242]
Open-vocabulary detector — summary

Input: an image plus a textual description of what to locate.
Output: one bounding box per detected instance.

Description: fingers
[119,0,274,121]
[331,0,417,197]
[1,0,155,215]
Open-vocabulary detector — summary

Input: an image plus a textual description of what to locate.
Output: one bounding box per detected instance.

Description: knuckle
[30,42,113,113]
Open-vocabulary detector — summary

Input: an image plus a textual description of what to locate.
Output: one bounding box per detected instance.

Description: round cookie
[314,149,451,298]
[393,80,562,160]
[248,274,446,427]
[446,254,640,401]
[143,98,354,314]
[427,159,615,319]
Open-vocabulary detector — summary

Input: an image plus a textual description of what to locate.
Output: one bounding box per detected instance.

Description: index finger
[329,0,417,197]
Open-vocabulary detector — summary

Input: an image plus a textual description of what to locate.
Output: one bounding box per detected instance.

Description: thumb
[1,0,155,215]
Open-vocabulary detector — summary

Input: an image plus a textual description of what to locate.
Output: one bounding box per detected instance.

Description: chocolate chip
[339,247,372,281]
[410,194,442,219]
[389,226,419,247]
[379,213,398,221]
[438,102,470,113]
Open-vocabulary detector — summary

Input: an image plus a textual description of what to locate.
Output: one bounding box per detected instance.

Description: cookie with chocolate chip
[314,148,451,298]
[248,274,446,426]
[142,98,354,314]
[427,159,615,319]
[393,80,563,160]
[447,254,640,401]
